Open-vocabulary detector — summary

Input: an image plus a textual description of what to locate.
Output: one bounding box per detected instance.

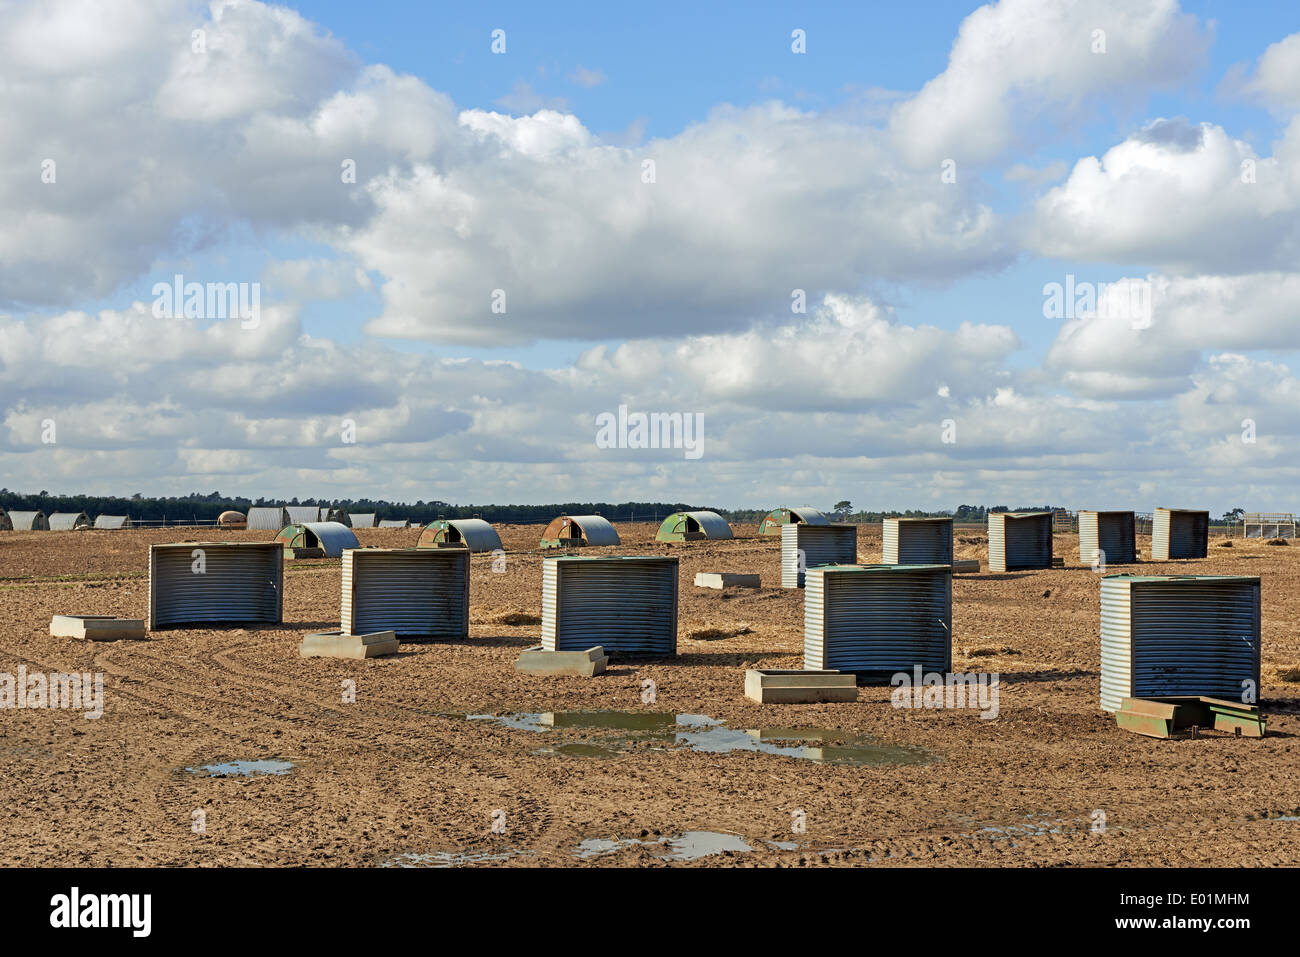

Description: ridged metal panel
[417,519,502,552]
[542,556,678,655]
[342,548,469,640]
[93,515,131,529]
[1151,508,1208,560]
[246,507,288,531]
[8,511,48,530]
[781,523,858,588]
[1099,575,1260,711]
[804,565,952,675]
[350,513,377,528]
[276,521,359,558]
[657,510,734,541]
[378,519,409,528]
[285,506,323,524]
[882,518,953,565]
[1078,511,1135,564]
[48,512,88,530]
[542,514,621,547]
[149,542,283,629]
[988,512,1052,572]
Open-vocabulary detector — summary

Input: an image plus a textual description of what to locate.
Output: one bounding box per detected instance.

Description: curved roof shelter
[218,510,247,528]
[378,519,410,528]
[93,515,132,529]
[0,508,11,531]
[540,514,621,549]
[247,506,289,531]
[274,521,360,558]
[417,518,502,553]
[350,513,378,528]
[655,510,734,542]
[757,505,830,535]
[48,511,90,530]
[285,505,325,524]
[7,511,49,530]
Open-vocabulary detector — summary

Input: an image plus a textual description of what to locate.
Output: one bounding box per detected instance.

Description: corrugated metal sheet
[542,556,678,655]
[7,511,48,530]
[48,511,89,530]
[285,506,324,524]
[988,512,1053,572]
[882,518,953,565]
[758,505,830,535]
[93,515,131,529]
[417,518,502,552]
[149,542,283,629]
[1151,508,1209,560]
[540,514,621,548]
[342,548,469,640]
[805,564,952,675]
[655,510,734,541]
[1099,575,1260,712]
[275,521,359,558]
[781,523,858,588]
[378,519,409,528]
[350,513,378,528]
[246,507,289,531]
[1078,511,1135,565]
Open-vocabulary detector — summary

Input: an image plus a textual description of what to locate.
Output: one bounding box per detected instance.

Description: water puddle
[575,831,752,862]
[382,848,531,867]
[187,760,294,777]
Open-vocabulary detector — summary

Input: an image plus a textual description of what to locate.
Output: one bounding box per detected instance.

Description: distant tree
[834,500,852,520]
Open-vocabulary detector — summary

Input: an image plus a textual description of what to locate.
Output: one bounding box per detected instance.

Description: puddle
[469,711,928,767]
[187,760,294,777]
[382,848,530,868]
[767,840,800,851]
[574,831,752,862]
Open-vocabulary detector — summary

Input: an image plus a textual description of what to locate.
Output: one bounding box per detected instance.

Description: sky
[1,0,1298,513]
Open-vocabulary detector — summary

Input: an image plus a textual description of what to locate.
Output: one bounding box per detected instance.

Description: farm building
[542,556,678,656]
[757,506,830,536]
[1151,508,1209,560]
[246,506,289,531]
[350,513,378,529]
[781,523,858,588]
[93,515,132,529]
[540,514,621,549]
[1078,511,1136,565]
[274,522,359,558]
[7,511,48,530]
[804,564,952,678]
[217,510,246,528]
[1242,512,1295,539]
[655,510,734,542]
[988,511,1053,572]
[882,517,953,565]
[148,542,283,629]
[418,518,502,552]
[0,508,9,531]
[1099,574,1260,712]
[378,519,409,528]
[48,511,90,530]
[342,548,469,640]
[285,505,325,524]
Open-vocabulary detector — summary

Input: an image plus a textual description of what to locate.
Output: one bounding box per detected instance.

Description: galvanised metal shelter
[540,514,621,549]
[988,511,1053,572]
[285,505,325,524]
[1151,508,1209,560]
[349,513,378,528]
[7,511,48,530]
[246,506,289,531]
[781,523,858,588]
[342,547,469,640]
[1243,512,1296,539]
[0,508,10,531]
[882,517,953,565]
[93,515,132,529]
[274,522,359,558]
[48,511,90,530]
[378,519,409,528]
[148,542,283,629]
[217,510,247,528]
[757,506,829,536]
[542,556,678,656]
[417,518,502,553]
[1099,574,1260,712]
[1078,511,1136,565]
[804,564,952,678]
[655,510,733,542]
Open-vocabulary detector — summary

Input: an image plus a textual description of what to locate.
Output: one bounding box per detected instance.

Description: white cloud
[1239,31,1300,112]
[568,66,607,88]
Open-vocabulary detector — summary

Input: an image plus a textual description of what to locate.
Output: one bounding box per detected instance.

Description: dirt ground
[1,522,1298,867]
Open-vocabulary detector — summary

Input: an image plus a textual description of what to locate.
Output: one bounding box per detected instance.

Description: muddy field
[1,522,1298,867]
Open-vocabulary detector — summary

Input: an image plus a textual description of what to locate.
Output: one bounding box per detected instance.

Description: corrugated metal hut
[378,519,409,528]
[540,514,621,549]
[1078,510,1136,565]
[326,507,349,525]
[417,518,502,553]
[1099,574,1260,712]
[48,511,90,530]
[350,513,378,528]
[148,542,283,629]
[757,506,830,536]
[246,506,289,531]
[93,515,132,529]
[217,510,246,528]
[781,523,858,588]
[655,510,734,542]
[274,522,359,558]
[342,547,469,640]
[0,508,11,531]
[285,505,324,524]
[7,511,48,530]
[1151,508,1209,560]
[804,564,952,678]
[882,517,954,565]
[988,511,1053,572]
[542,556,678,656]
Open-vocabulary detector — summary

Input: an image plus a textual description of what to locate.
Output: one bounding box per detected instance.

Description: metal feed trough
[804,564,952,678]
[148,542,283,629]
[1078,510,1136,565]
[1099,574,1260,712]
[341,547,469,641]
[988,511,1053,572]
[1151,508,1209,560]
[781,523,858,588]
[882,517,953,565]
[542,556,678,656]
